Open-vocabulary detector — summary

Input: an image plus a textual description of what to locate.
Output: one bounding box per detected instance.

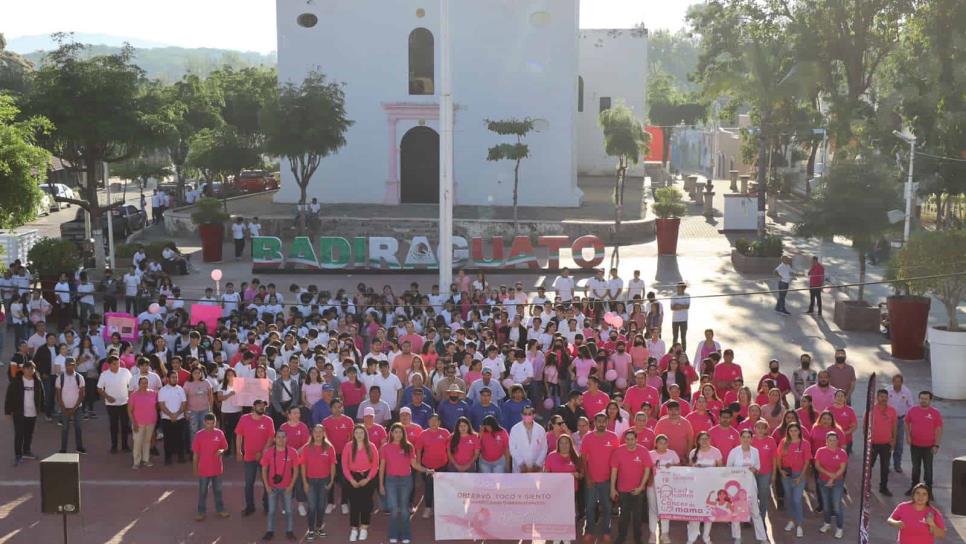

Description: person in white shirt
[507,349,534,387]
[198,288,218,306]
[428,284,448,313]
[586,269,609,301]
[371,361,403,412]
[75,272,96,323]
[552,268,575,303]
[56,358,86,453]
[646,329,666,360]
[670,282,691,352]
[130,359,163,391]
[122,266,140,314]
[606,268,624,305]
[97,356,133,451]
[508,406,547,472]
[627,270,645,302]
[774,255,793,315]
[725,430,768,542]
[887,373,915,472]
[157,371,188,463]
[221,283,241,317]
[231,217,246,261]
[247,217,262,254]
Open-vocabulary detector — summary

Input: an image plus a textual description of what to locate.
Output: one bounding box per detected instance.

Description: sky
[3,0,701,54]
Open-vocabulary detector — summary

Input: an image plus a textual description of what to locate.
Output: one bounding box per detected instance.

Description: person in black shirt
[554,390,586,432]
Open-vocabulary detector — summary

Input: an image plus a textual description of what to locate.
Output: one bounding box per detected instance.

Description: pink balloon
[148,303,160,315]
[615,377,628,389]
[612,316,624,329]
[210,269,223,281]
[605,369,618,381]
[603,312,616,325]
[543,398,555,410]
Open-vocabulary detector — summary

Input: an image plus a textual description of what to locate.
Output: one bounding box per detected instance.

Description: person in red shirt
[653,401,694,461]
[777,422,811,536]
[814,432,848,538]
[582,376,611,418]
[479,415,511,472]
[686,395,716,435]
[236,400,275,516]
[829,389,858,454]
[708,408,740,461]
[866,388,898,496]
[806,256,825,315]
[659,384,691,418]
[192,413,229,521]
[341,424,380,541]
[361,407,387,448]
[751,420,778,522]
[416,414,451,519]
[379,422,433,544]
[322,399,354,515]
[448,416,480,472]
[609,430,653,544]
[300,424,336,540]
[260,431,299,540]
[694,383,724,420]
[887,483,947,544]
[278,406,311,517]
[711,350,743,393]
[624,370,660,419]
[621,411,656,450]
[905,390,943,496]
[545,433,582,491]
[581,413,621,540]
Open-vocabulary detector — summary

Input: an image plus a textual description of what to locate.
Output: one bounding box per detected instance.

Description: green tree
[157,74,224,202]
[646,29,702,94]
[262,71,352,204]
[0,33,34,95]
[796,154,902,302]
[894,230,966,331]
[25,37,161,270]
[0,93,50,227]
[486,118,534,227]
[187,126,260,182]
[111,154,173,201]
[208,66,277,149]
[599,102,650,267]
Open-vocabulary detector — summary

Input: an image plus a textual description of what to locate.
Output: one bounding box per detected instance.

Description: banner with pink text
[432,473,576,541]
[654,466,756,523]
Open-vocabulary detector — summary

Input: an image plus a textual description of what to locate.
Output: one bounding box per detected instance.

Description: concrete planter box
[928,327,966,400]
[833,299,880,332]
[730,250,778,274]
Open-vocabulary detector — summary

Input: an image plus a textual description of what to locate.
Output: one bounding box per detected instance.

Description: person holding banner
[610,428,653,544]
[686,431,722,544]
[448,416,480,472]
[582,412,621,541]
[479,415,511,473]
[379,422,434,544]
[887,483,947,543]
[342,423,380,542]
[777,422,811,538]
[647,434,679,544]
[725,429,769,543]
[814,431,847,539]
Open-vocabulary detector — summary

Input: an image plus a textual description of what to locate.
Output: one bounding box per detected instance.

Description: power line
[914,150,966,164]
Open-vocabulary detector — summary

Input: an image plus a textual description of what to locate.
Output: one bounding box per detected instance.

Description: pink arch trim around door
[382,102,449,204]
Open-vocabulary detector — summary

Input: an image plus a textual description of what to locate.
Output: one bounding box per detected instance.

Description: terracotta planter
[929,326,966,400]
[833,299,880,332]
[655,218,680,256]
[198,224,224,263]
[887,295,931,360]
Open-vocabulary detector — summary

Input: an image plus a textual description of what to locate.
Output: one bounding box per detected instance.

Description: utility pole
[438,0,454,289]
[104,162,116,271]
[893,130,916,243]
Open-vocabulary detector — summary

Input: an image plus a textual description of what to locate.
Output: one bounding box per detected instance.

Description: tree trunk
[299,180,308,205]
[946,299,960,332]
[85,157,107,273]
[756,122,768,238]
[662,127,673,171]
[513,159,521,228]
[857,250,866,302]
[175,163,186,204]
[611,161,626,269]
[805,140,818,198]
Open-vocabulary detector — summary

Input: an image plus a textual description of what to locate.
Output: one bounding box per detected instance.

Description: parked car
[39,183,77,209]
[35,193,52,216]
[60,204,147,243]
[234,170,279,193]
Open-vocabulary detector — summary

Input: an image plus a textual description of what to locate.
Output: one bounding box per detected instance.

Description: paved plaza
[1,179,963,543]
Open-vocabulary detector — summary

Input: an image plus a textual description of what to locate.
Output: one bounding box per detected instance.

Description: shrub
[735,239,751,256]
[27,237,81,278]
[191,197,230,225]
[894,229,966,331]
[652,187,687,219]
[736,234,783,257]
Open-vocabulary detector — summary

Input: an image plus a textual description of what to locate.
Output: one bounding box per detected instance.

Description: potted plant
[191,197,230,263]
[27,238,81,306]
[653,186,686,255]
[795,155,901,331]
[731,234,784,274]
[895,230,966,399]
[885,256,931,360]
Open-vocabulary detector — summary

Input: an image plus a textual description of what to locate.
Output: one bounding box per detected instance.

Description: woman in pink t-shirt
[448,417,480,472]
[184,367,213,437]
[341,424,380,541]
[814,432,848,537]
[571,346,597,391]
[887,483,947,544]
[647,434,680,540]
[777,422,811,536]
[687,431,722,543]
[379,423,433,543]
[544,433,581,490]
[127,376,158,468]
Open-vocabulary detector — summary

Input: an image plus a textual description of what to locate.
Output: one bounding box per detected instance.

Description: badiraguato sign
[251,235,605,271]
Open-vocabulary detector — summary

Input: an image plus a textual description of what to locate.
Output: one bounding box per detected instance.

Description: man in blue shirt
[309,384,335,426]
[403,387,434,428]
[400,372,435,409]
[469,387,502,431]
[437,384,470,431]
[501,384,532,429]
[467,368,506,404]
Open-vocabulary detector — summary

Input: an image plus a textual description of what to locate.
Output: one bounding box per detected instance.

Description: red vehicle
[234,170,279,193]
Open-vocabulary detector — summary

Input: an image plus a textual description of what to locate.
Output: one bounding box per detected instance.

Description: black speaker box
[40,453,80,514]
[953,456,966,516]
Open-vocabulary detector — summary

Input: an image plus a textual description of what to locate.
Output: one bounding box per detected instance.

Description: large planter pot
[888,295,931,360]
[730,250,779,274]
[655,218,680,256]
[198,224,224,263]
[928,326,966,400]
[833,299,880,332]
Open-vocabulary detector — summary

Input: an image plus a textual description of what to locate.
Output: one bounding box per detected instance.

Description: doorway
[400,126,440,204]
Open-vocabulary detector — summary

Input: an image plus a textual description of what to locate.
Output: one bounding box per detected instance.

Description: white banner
[653,466,756,523]
[432,473,576,541]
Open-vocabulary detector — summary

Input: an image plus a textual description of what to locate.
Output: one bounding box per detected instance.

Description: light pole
[893,130,916,242]
[438,0,454,289]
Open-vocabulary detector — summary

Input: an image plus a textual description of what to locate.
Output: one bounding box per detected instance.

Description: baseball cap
[321,384,334,392]
[253,399,267,406]
[399,407,412,415]
[363,406,375,417]
[481,367,492,375]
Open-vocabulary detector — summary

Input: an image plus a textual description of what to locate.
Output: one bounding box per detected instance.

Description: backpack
[58,373,82,389]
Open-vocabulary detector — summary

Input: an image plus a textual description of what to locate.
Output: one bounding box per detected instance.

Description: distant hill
[6,33,171,53]
[21,44,277,83]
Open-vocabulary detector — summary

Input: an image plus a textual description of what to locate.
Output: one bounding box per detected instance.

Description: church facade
[274,0,646,208]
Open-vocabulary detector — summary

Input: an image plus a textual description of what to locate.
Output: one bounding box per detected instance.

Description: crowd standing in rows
[2,262,947,544]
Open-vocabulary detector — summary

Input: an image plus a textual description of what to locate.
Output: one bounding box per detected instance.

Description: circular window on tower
[529,11,551,27]
[297,13,318,28]
[416,8,426,18]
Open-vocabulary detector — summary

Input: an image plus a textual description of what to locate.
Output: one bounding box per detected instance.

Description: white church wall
[275,0,581,207]
[577,28,648,178]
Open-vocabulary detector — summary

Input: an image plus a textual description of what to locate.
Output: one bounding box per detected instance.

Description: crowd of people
[1,263,949,544]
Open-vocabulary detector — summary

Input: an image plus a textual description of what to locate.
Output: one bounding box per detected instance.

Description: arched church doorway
[400,126,439,204]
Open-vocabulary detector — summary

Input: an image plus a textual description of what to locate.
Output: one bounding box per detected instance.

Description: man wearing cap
[403,388,434,428]
[310,384,336,426]
[401,373,435,410]
[469,387,502,431]
[356,385,391,425]
[438,384,470,431]
[56,358,86,454]
[236,399,275,515]
[467,367,507,404]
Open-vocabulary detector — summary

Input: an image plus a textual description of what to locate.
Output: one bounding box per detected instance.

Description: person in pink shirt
[379,422,433,544]
[686,396,716,435]
[260,431,299,540]
[609,430,653,544]
[279,406,311,516]
[192,413,229,521]
[544,433,581,491]
[647,435,680,542]
[479,415,511,472]
[887,483,947,544]
[448,417,480,472]
[322,400,354,514]
[362,407,387,448]
[737,403,764,434]
[624,370,661,420]
[829,389,858,454]
[416,414,450,518]
[659,384,692,418]
[796,394,817,433]
[341,424,380,541]
[127,376,158,468]
[621,411,656,450]
[694,383,724,420]
[608,341,633,388]
[867,388,898,497]
[581,413,621,539]
[802,370,836,414]
[711,349,743,393]
[571,346,597,390]
[751,420,778,522]
[236,400,276,516]
[806,256,826,315]
[904,390,943,495]
[581,376,610,418]
[708,408,741,461]
[777,422,811,536]
[814,432,848,538]
[300,424,336,540]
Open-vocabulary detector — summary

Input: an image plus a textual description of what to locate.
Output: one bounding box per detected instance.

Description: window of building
[409,28,434,95]
[599,97,611,113]
[297,13,318,28]
[578,76,584,112]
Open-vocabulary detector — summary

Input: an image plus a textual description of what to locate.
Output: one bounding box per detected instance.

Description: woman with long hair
[751,420,778,524]
[448,417,480,472]
[738,404,764,433]
[796,394,817,432]
[777,422,811,537]
[339,366,365,421]
[379,422,433,544]
[604,401,628,437]
[647,434,680,542]
[814,432,847,538]
[809,411,844,513]
[216,368,242,455]
[725,429,769,542]
[341,424,379,541]
[761,387,786,432]
[479,415,511,473]
[687,431,722,543]
[76,335,100,417]
[887,483,947,543]
[660,358,689,402]
[301,424,336,540]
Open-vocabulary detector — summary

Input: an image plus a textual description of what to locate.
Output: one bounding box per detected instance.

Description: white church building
[274,0,647,208]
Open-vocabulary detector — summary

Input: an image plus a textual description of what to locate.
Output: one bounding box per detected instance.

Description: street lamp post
[893,130,916,243]
[438,0,454,289]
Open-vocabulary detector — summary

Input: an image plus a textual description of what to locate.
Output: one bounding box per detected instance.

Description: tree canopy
[0,93,50,228]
